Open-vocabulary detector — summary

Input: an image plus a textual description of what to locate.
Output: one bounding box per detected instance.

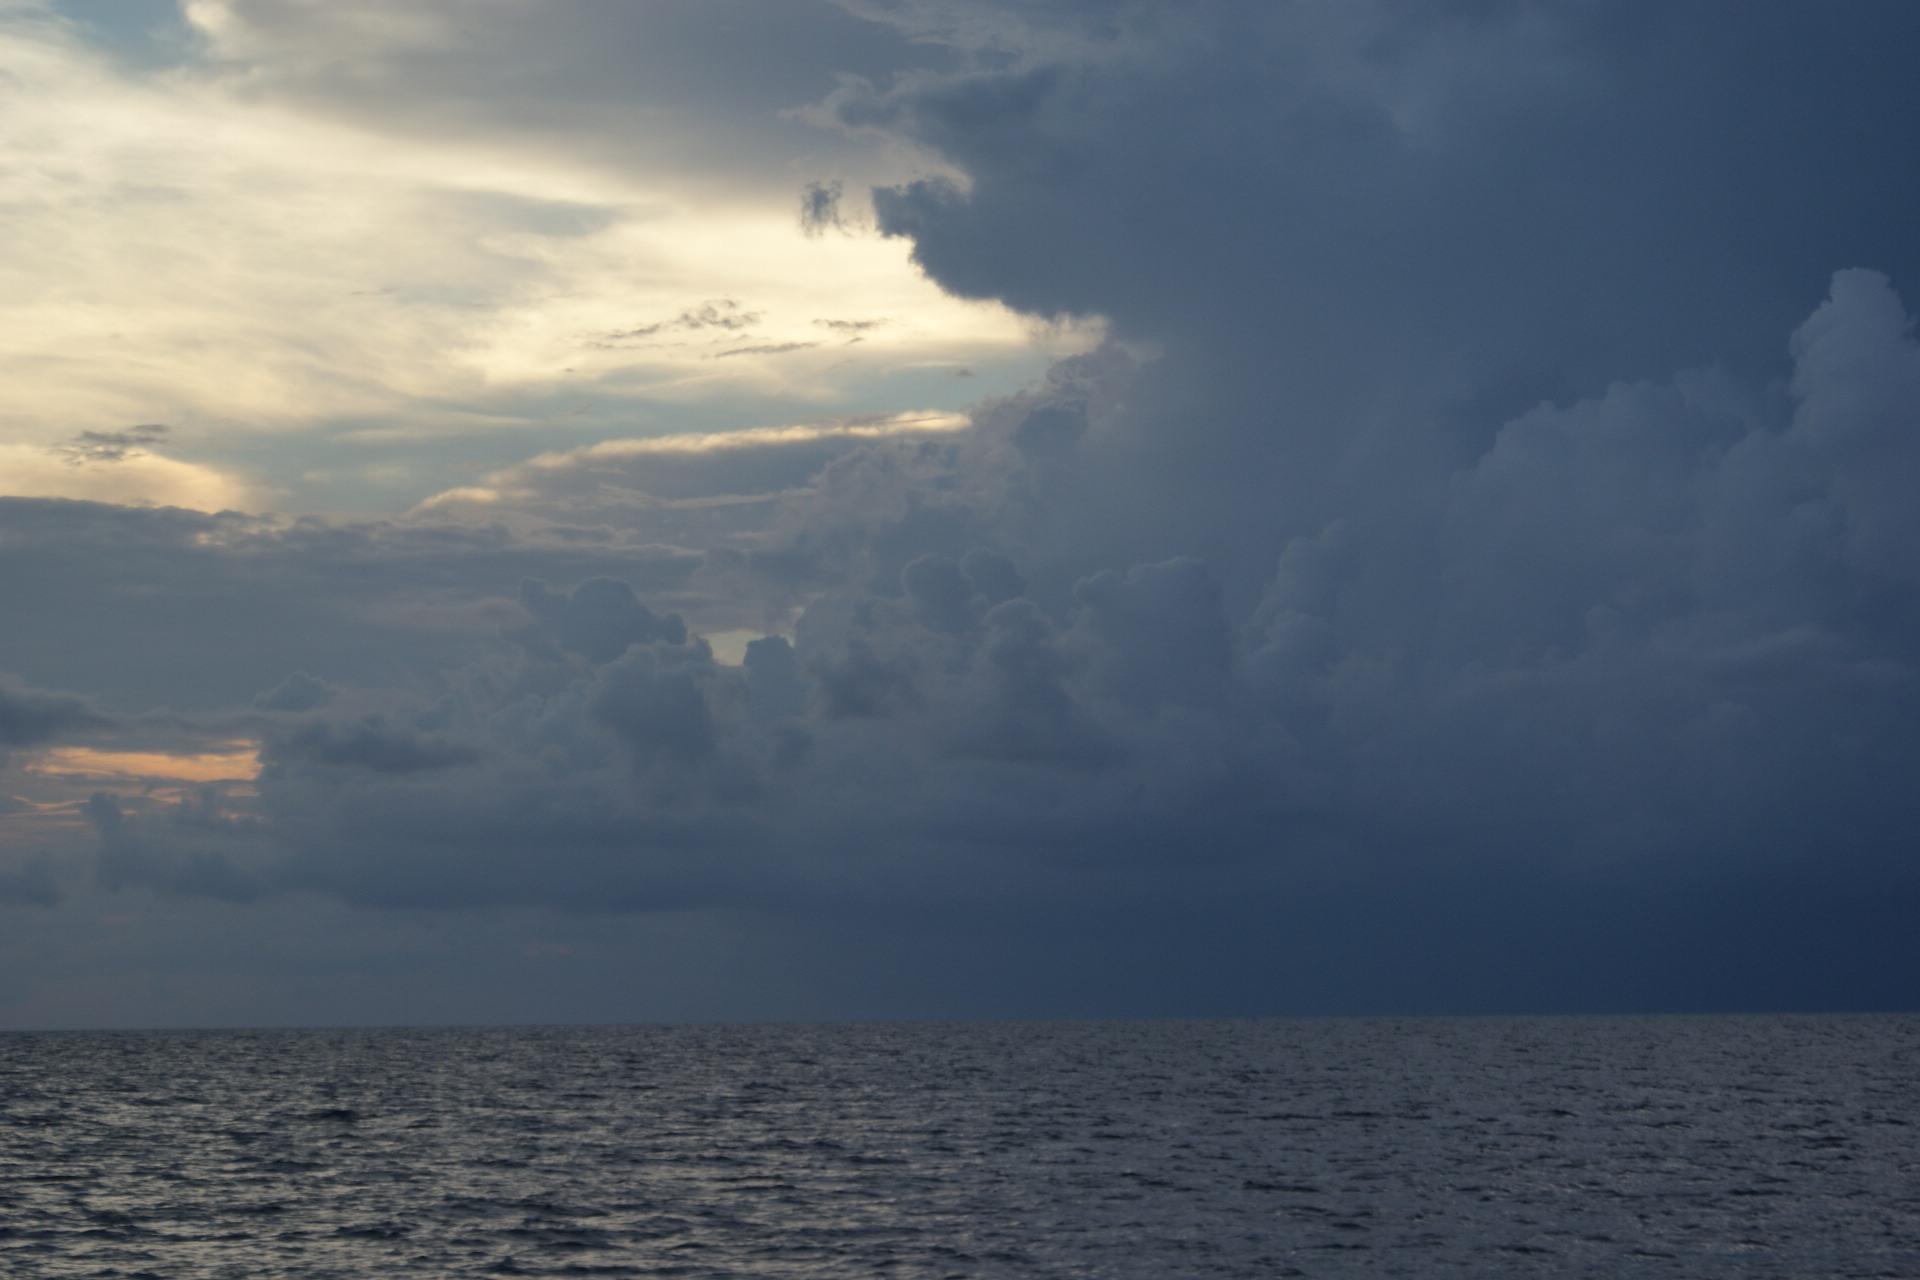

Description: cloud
[0,443,255,512]
[826,1,1920,600]
[0,861,59,908]
[263,719,480,776]
[0,3,1081,516]
[814,317,888,339]
[715,342,821,359]
[0,497,705,710]
[180,0,936,193]
[0,676,108,752]
[521,577,688,664]
[800,179,847,236]
[86,789,268,904]
[14,267,1919,1014]
[591,646,718,766]
[252,670,334,713]
[596,300,765,346]
[53,424,170,466]
[414,411,970,519]
[7,2,1920,1022]
[30,745,259,786]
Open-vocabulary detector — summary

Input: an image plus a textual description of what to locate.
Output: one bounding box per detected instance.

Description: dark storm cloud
[251,670,334,713]
[791,0,1920,1006]
[86,790,268,904]
[843,1,1920,367]
[90,257,1920,922]
[0,861,59,908]
[263,719,481,776]
[832,0,1920,599]
[0,498,702,710]
[47,261,1920,1001]
[15,0,1920,1019]
[521,577,688,664]
[592,647,719,766]
[74,554,1266,914]
[0,676,109,749]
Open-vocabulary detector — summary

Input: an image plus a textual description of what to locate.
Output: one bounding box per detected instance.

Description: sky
[2,0,1918,1029]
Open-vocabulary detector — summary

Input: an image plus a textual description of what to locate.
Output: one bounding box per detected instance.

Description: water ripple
[1,1016,1917,1276]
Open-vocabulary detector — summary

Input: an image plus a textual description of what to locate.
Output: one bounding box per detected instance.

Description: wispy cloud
[54,424,169,466]
[714,341,821,359]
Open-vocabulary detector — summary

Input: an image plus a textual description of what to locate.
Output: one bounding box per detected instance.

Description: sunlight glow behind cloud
[28,744,261,785]
[0,4,1090,514]
[0,444,255,512]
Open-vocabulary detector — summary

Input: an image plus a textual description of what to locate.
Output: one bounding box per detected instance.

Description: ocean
[2,1015,1915,1277]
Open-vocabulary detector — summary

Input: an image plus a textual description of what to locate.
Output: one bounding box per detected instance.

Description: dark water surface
[2,1016,1916,1277]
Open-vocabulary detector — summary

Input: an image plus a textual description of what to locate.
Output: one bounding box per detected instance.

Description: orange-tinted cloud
[28,744,260,785]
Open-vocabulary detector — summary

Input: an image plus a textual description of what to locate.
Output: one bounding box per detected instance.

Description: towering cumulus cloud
[1,0,1916,1024]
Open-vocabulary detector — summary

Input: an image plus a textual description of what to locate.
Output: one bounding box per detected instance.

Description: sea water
[2,1015,1916,1277]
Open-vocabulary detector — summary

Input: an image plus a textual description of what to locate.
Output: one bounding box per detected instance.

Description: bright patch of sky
[2,1,1097,515]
